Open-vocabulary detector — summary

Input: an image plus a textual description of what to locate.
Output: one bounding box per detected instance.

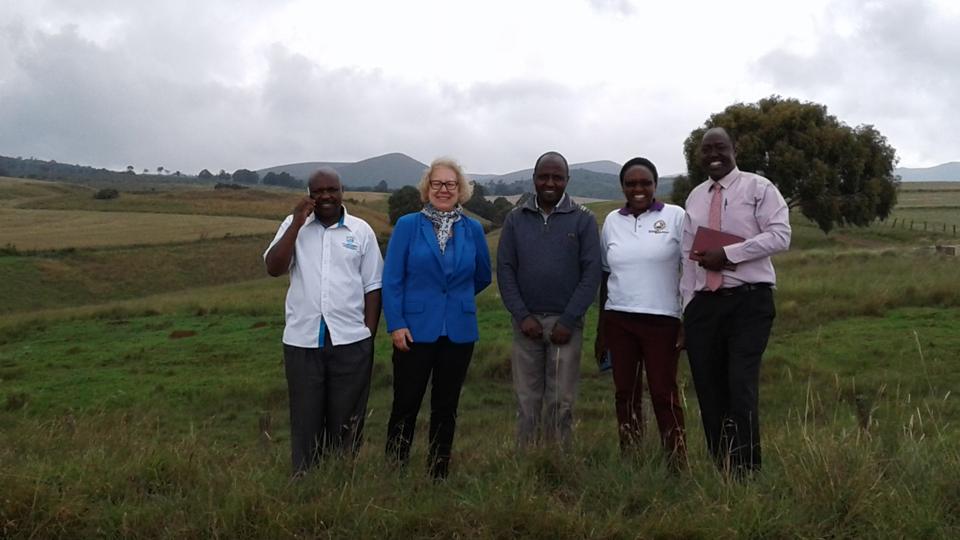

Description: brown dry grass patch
[0,208,279,251]
[10,179,392,235]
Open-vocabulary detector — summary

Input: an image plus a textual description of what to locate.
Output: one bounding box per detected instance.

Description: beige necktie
[706,182,723,291]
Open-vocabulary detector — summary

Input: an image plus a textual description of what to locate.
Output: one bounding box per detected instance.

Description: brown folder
[689,226,744,262]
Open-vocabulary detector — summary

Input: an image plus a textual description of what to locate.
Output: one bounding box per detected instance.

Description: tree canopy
[232,169,260,185]
[464,183,496,221]
[388,186,422,225]
[672,96,899,233]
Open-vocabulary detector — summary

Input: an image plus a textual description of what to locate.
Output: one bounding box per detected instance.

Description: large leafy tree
[672,96,899,233]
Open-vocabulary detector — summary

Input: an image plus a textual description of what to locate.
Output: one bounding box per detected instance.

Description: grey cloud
[0,24,260,172]
[753,0,960,164]
[0,5,694,176]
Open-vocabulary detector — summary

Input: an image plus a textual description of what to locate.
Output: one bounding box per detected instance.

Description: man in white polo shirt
[265,168,383,474]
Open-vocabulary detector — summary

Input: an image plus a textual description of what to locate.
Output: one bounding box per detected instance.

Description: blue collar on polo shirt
[305,206,348,230]
[618,199,664,216]
[318,207,346,229]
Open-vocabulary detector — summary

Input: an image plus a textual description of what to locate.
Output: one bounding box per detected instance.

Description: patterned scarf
[421,203,463,254]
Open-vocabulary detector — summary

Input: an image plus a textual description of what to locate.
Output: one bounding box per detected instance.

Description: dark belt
[695,283,772,297]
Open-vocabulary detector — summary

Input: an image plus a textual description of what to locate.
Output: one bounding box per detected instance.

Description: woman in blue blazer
[382,157,492,479]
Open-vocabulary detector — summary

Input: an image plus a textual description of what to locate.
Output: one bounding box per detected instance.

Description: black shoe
[429,458,449,480]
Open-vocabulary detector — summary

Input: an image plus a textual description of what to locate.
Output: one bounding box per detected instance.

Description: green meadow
[1,177,958,538]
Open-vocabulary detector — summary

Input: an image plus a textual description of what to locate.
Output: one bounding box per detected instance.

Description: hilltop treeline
[0,155,200,185]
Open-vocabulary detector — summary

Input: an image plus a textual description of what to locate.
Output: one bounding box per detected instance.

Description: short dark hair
[705,126,736,147]
[619,157,659,185]
[533,151,569,176]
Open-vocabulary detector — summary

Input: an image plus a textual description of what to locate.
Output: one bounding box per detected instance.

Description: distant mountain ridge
[257,155,677,200]
[9,150,957,198]
[257,153,427,188]
[895,162,960,182]
[480,160,622,183]
[257,161,350,180]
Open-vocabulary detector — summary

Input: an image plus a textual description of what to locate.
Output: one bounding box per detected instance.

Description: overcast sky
[2,0,957,176]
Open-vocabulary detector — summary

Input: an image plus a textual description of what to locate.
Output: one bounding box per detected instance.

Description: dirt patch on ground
[168,330,197,339]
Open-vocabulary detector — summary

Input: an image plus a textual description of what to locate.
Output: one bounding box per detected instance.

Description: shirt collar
[711,167,741,190]
[535,192,569,212]
[308,205,350,229]
[617,199,664,216]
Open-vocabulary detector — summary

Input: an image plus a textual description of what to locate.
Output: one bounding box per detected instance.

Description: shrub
[214,182,248,190]
[93,188,120,200]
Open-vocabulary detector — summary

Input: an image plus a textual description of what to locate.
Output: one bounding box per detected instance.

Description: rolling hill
[256,161,350,180]
[895,162,960,182]
[257,153,428,189]
[478,160,621,183]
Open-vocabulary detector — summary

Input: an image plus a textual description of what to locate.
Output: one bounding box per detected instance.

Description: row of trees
[194,168,304,188]
[0,155,195,183]
[192,170,393,193]
[124,165,185,176]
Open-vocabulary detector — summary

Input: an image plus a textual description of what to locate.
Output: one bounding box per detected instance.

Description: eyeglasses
[429,180,459,191]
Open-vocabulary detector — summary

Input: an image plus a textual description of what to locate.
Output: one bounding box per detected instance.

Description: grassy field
[885,182,960,235]
[1,177,959,538]
[0,176,392,240]
[0,208,280,251]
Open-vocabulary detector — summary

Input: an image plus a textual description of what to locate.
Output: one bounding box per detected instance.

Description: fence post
[892,218,898,228]
[910,220,914,230]
[924,221,927,231]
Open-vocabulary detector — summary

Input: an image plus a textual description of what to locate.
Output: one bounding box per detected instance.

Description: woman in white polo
[595,157,686,467]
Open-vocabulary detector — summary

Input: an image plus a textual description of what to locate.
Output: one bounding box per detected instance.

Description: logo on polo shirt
[649,220,668,234]
[342,235,359,250]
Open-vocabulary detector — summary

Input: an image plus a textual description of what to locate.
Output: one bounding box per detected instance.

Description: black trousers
[283,336,373,474]
[683,287,775,474]
[385,337,474,477]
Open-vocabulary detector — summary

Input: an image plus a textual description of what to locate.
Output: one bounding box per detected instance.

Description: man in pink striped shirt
[679,127,791,477]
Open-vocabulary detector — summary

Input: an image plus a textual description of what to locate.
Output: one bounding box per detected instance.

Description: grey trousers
[283,336,373,473]
[511,314,583,449]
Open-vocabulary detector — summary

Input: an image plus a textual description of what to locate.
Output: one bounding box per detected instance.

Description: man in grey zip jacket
[497,151,602,449]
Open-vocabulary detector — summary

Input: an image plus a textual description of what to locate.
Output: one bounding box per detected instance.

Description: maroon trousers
[603,310,685,457]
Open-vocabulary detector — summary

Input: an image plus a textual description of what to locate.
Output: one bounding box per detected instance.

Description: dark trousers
[283,336,373,474]
[683,287,774,475]
[385,337,474,478]
[603,311,685,459]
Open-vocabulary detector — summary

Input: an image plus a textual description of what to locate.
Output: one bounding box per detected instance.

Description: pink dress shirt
[679,168,791,308]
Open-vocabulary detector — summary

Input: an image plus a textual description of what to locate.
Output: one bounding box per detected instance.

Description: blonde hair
[417,157,474,204]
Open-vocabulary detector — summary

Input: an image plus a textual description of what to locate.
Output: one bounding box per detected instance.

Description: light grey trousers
[510,314,583,449]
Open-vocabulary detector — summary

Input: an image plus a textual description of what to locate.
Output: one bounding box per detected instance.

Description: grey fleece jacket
[496,194,602,329]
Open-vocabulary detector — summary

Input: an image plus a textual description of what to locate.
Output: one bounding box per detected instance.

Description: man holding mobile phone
[264,168,383,475]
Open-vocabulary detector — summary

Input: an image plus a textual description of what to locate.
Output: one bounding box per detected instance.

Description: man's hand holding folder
[690,226,744,271]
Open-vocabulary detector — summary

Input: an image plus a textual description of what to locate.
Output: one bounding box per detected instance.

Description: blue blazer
[383,212,492,344]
